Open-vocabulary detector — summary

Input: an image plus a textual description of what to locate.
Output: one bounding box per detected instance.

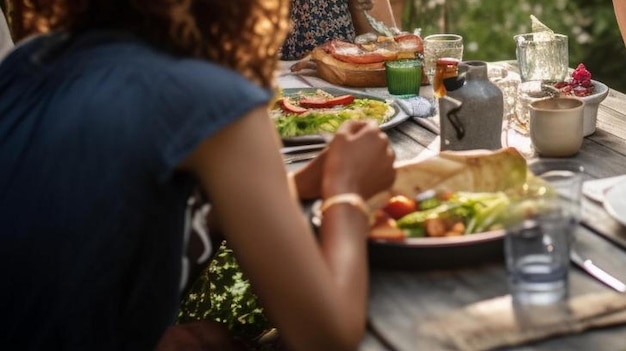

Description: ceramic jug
[439,61,503,151]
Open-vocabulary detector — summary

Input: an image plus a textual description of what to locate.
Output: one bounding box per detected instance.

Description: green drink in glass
[385,59,422,97]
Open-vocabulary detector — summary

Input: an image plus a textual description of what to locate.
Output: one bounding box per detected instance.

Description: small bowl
[578,79,609,136]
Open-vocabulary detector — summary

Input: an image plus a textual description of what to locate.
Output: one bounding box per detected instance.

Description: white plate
[603,180,626,226]
[278,87,407,145]
[583,175,626,203]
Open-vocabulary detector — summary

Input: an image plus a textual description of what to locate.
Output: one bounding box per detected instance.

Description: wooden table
[277,61,626,350]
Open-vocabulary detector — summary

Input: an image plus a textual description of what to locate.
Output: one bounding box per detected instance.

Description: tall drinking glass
[515,33,568,83]
[504,160,584,306]
[423,34,464,85]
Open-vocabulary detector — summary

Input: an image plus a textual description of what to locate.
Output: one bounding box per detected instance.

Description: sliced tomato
[382,195,418,220]
[279,98,307,115]
[394,33,424,53]
[299,94,355,108]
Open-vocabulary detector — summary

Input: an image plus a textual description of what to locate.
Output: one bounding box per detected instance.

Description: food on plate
[271,89,394,137]
[324,39,399,65]
[367,148,528,241]
[279,98,308,115]
[553,63,595,97]
[369,211,405,241]
[370,190,511,240]
[298,94,355,108]
[382,195,418,220]
[321,33,423,66]
[291,32,425,88]
[368,147,528,210]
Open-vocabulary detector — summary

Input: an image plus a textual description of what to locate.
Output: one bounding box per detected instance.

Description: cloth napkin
[393,95,439,135]
[394,95,436,119]
[582,175,626,203]
[415,292,626,351]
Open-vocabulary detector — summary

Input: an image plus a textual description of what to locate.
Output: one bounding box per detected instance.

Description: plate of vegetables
[371,190,508,244]
[364,190,509,270]
[365,147,527,269]
[271,88,408,145]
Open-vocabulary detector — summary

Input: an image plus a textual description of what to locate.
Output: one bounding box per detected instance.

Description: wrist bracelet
[320,193,371,220]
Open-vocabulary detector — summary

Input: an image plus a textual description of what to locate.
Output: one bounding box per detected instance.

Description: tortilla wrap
[368,147,528,209]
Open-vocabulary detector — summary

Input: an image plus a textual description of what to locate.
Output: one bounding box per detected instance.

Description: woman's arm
[179,108,394,351]
[349,0,398,35]
[0,7,14,58]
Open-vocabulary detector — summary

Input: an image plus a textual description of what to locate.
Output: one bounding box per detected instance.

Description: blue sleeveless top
[0,31,270,350]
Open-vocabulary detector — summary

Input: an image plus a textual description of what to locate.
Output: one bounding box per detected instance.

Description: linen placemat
[415,292,626,351]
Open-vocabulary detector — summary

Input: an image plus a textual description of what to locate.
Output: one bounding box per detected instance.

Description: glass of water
[423,34,463,85]
[505,202,572,305]
[504,160,584,305]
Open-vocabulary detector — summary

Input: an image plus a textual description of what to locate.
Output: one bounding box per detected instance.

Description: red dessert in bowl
[553,63,609,136]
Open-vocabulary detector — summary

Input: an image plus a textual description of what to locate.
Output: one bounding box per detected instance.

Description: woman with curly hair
[0,1,396,350]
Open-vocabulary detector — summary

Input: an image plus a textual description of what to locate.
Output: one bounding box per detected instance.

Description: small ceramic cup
[529,97,584,157]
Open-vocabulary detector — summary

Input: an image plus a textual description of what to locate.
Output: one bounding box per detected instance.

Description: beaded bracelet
[320,193,371,220]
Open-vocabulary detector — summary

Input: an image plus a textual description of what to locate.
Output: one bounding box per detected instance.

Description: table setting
[272,12,626,351]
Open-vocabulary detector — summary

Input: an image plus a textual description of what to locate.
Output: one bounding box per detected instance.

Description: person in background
[0,6,13,58]
[613,0,626,49]
[280,0,398,60]
[0,0,396,350]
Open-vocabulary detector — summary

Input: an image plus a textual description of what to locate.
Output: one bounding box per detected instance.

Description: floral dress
[280,0,356,60]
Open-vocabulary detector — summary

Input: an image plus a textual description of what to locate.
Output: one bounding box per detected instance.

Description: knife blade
[363,10,397,37]
[570,249,626,293]
[280,143,327,155]
[282,150,321,164]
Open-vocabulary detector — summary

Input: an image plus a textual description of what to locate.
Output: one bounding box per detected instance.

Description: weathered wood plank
[365,226,626,351]
[597,88,626,139]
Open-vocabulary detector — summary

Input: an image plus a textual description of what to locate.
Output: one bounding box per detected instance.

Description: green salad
[396,191,512,238]
[271,89,394,137]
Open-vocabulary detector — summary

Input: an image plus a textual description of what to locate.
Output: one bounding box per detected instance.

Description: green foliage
[402,0,626,92]
[177,242,272,343]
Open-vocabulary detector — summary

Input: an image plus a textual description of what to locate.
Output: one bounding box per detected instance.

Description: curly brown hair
[17,0,291,87]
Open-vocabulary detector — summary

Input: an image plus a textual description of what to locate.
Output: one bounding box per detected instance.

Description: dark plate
[278,87,408,146]
[308,200,505,270]
[368,230,505,270]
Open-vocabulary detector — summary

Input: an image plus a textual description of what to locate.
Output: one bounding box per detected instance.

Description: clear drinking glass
[527,159,585,222]
[514,33,568,83]
[504,160,584,306]
[505,200,572,305]
[423,34,464,85]
[503,81,556,159]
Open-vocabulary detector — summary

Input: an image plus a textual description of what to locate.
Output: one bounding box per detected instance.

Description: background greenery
[402,0,626,92]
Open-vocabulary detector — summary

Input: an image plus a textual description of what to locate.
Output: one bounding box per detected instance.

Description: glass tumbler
[515,33,568,83]
[504,159,584,306]
[385,59,423,97]
[423,34,464,85]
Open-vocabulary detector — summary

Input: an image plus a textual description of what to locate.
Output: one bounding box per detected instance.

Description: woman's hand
[321,120,396,200]
[289,150,327,200]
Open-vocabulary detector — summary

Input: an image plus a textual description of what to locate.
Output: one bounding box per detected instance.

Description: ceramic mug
[529,97,584,157]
